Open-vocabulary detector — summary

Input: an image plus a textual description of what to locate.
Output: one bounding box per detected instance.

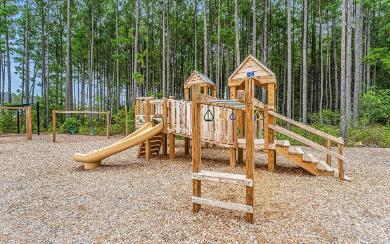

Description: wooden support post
[192,85,201,213]
[229,86,237,167]
[52,111,56,142]
[162,98,168,156]
[237,86,244,164]
[26,106,32,140]
[145,99,151,160]
[267,83,276,172]
[203,87,209,148]
[184,88,190,155]
[125,105,128,135]
[245,79,255,224]
[338,142,344,181]
[326,139,331,165]
[263,105,269,149]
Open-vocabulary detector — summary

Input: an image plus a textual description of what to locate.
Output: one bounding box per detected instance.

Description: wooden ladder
[191,79,256,223]
[191,170,254,214]
[137,133,163,158]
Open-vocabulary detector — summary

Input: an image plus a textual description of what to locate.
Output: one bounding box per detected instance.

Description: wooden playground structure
[0,105,33,140]
[134,55,346,223]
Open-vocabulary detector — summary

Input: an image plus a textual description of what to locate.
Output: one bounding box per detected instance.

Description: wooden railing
[266,108,345,180]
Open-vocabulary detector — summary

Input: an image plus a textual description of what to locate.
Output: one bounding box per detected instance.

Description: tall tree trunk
[345,0,353,130]
[215,0,221,96]
[319,2,323,122]
[115,0,120,110]
[133,0,140,97]
[6,30,11,103]
[66,0,73,110]
[234,0,240,68]
[252,0,256,55]
[88,4,94,111]
[365,10,371,90]
[262,0,268,63]
[45,0,51,129]
[340,0,347,136]
[162,1,166,96]
[40,0,46,111]
[0,52,3,103]
[333,20,339,111]
[24,0,30,104]
[286,0,292,119]
[302,0,308,124]
[203,0,207,75]
[353,2,363,121]
[194,0,197,70]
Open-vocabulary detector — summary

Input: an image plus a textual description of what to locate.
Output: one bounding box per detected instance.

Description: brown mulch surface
[0,134,389,243]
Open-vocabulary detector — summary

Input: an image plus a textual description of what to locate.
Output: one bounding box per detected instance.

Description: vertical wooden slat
[145,100,151,160]
[267,83,276,172]
[162,98,168,156]
[326,139,331,165]
[264,105,269,149]
[245,78,255,224]
[338,142,344,180]
[192,85,201,213]
[230,87,238,167]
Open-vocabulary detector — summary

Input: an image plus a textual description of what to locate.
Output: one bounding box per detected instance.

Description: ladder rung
[192,170,253,187]
[192,197,253,213]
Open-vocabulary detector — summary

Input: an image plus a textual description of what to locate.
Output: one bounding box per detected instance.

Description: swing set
[0,105,33,140]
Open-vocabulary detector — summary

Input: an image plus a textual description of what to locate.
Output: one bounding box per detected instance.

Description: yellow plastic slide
[73,122,163,169]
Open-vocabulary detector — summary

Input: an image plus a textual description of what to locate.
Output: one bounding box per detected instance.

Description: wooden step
[303,153,319,163]
[288,146,304,155]
[276,140,290,147]
[192,170,253,186]
[192,197,253,213]
[317,160,336,172]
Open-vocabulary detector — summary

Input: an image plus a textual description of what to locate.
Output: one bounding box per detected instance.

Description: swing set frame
[52,110,110,142]
[0,105,33,140]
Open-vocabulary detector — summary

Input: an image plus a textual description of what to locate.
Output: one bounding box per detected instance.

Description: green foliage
[62,117,81,134]
[309,109,340,125]
[360,89,390,125]
[111,105,135,134]
[346,125,390,147]
[0,111,17,133]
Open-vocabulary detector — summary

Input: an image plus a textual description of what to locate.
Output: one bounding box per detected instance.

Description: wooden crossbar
[192,197,253,213]
[53,110,109,115]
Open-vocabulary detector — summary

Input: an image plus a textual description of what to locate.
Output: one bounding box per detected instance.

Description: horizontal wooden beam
[53,110,109,115]
[192,171,253,186]
[192,197,253,213]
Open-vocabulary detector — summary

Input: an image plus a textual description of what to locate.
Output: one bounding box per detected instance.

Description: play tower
[75,55,346,223]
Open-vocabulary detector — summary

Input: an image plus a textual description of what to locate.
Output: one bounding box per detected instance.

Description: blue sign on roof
[247,71,255,77]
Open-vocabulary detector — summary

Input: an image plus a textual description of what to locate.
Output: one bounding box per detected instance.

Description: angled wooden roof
[184,71,216,89]
[228,55,276,87]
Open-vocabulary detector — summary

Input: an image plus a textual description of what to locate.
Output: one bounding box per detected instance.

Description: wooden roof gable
[184,71,216,89]
[228,55,276,87]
